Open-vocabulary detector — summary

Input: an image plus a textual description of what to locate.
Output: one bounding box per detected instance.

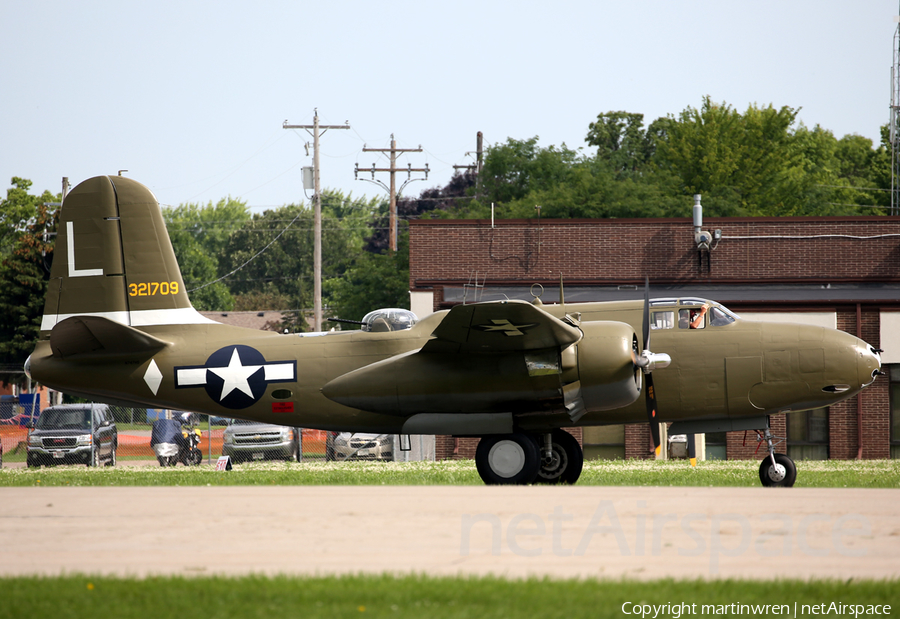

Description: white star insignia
[208,348,262,401]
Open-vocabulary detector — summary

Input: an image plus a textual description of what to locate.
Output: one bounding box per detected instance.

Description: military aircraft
[26,176,883,486]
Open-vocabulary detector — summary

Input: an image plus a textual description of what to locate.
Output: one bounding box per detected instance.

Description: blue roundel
[203,345,269,409]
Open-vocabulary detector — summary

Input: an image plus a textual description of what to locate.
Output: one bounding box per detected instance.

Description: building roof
[440,283,900,307]
[199,311,284,331]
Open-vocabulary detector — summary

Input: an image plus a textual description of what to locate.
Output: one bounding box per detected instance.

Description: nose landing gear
[757,426,796,487]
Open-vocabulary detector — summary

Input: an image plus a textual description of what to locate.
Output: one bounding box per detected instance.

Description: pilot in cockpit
[679,304,709,329]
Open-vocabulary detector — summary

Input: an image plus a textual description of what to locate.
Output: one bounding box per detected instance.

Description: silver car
[330,432,393,461]
[222,419,299,463]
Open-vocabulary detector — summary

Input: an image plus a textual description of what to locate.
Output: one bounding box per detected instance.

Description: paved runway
[1,486,897,580]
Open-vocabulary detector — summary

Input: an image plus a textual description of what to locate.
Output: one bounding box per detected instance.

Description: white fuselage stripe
[41,308,217,331]
[264,363,295,381]
[176,368,208,386]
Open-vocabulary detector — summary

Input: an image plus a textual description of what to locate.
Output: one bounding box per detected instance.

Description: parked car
[222,419,299,463]
[329,432,394,461]
[26,403,117,467]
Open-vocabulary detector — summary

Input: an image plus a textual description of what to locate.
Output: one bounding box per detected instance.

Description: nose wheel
[757,426,796,487]
[759,453,796,487]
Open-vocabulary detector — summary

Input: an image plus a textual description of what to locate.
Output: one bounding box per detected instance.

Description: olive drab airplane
[26,176,884,486]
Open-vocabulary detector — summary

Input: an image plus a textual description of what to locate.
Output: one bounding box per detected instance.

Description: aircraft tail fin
[41,175,214,333]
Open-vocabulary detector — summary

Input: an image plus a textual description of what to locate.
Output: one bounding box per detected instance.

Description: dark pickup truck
[27,404,118,467]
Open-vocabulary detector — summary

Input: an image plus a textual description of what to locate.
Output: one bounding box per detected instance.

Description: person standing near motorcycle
[150,415,187,466]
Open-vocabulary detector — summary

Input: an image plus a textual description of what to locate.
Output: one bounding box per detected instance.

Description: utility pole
[355,136,429,252]
[283,111,350,331]
[892,9,900,215]
[453,131,484,179]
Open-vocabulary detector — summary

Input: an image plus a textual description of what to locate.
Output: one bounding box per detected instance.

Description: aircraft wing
[322,300,584,416]
[422,300,582,353]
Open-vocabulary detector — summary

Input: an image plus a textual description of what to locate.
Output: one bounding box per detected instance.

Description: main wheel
[106,443,117,467]
[759,453,796,487]
[534,430,584,485]
[88,447,100,467]
[475,433,541,485]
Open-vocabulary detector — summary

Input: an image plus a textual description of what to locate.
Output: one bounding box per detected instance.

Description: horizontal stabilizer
[50,315,169,362]
[422,300,582,354]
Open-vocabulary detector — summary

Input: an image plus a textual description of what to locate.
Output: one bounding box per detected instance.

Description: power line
[187,211,303,293]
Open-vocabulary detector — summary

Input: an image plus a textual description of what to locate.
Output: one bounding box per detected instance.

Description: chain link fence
[1,402,434,466]
[0,404,330,466]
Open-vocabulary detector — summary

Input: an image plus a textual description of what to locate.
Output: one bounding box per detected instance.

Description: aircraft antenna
[463,271,485,304]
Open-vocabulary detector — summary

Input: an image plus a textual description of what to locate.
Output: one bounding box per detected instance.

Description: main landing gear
[474,430,583,485]
[757,426,796,487]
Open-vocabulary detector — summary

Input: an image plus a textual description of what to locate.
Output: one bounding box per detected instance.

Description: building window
[583,425,625,460]
[786,408,829,460]
[705,432,727,460]
[889,365,900,459]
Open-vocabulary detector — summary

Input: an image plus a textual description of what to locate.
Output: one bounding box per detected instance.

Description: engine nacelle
[575,321,642,412]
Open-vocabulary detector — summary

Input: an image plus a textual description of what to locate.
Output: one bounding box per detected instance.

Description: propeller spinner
[634,277,671,456]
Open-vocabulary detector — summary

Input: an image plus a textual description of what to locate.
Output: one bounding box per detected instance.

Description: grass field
[0,574,895,619]
[1,458,899,487]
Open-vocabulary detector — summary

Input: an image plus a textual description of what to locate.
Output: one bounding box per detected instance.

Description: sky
[2,1,899,213]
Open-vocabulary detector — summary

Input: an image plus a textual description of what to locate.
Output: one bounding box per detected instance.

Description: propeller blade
[640,276,664,457]
[645,371,661,457]
[688,432,697,467]
[642,276,650,351]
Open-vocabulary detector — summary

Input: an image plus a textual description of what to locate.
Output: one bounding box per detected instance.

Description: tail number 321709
[128,282,180,297]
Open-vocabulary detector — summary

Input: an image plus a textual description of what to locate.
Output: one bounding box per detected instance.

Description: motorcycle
[180,419,203,466]
[151,414,203,466]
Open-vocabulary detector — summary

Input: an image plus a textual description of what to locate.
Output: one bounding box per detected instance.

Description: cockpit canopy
[361,308,418,332]
[648,298,739,330]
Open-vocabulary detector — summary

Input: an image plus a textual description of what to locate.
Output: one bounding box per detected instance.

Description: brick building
[407,214,900,462]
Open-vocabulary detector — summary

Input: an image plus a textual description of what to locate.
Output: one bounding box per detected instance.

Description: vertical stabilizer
[41,175,212,333]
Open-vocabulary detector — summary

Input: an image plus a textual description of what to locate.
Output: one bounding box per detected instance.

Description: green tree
[460,134,684,219]
[454,98,889,221]
[585,111,659,174]
[326,231,410,324]
[0,177,57,257]
[478,137,582,206]
[653,97,801,215]
[163,198,251,311]
[0,201,57,381]
[218,191,376,329]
